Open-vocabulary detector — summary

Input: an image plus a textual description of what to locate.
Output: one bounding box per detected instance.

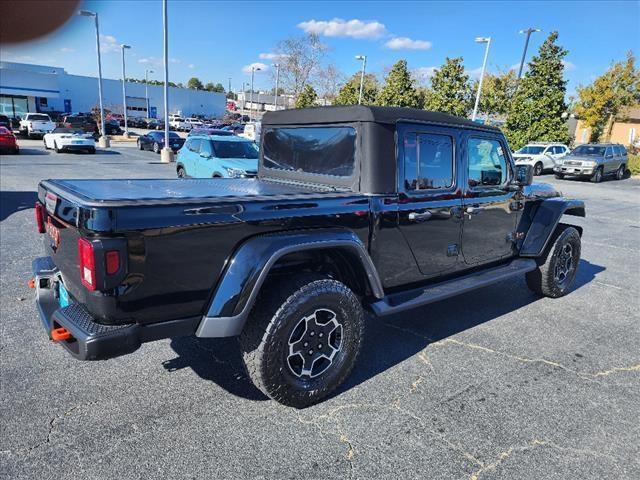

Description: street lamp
[145,69,154,119]
[78,9,109,147]
[120,44,131,137]
[355,55,367,105]
[472,37,491,122]
[160,0,172,163]
[250,66,261,121]
[516,28,540,84]
[241,82,246,117]
[272,63,280,110]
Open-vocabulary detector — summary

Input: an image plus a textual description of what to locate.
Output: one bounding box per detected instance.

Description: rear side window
[27,114,50,121]
[468,138,508,187]
[263,127,356,177]
[187,138,201,152]
[200,140,213,157]
[619,145,627,155]
[403,133,454,190]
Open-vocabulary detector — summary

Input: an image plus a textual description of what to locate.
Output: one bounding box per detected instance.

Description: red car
[0,126,19,154]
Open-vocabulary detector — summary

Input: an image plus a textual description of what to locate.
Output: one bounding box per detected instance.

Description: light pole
[355,55,367,105]
[472,37,491,122]
[120,44,131,137]
[145,69,154,118]
[241,82,246,117]
[273,63,280,110]
[250,66,261,121]
[228,77,232,95]
[160,0,173,163]
[516,28,540,84]
[78,10,109,147]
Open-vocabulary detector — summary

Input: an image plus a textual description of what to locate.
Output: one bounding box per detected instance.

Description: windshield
[28,114,50,121]
[516,146,545,155]
[53,127,84,134]
[571,145,606,156]
[212,140,258,159]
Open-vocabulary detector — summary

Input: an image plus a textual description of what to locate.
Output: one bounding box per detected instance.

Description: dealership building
[0,61,226,120]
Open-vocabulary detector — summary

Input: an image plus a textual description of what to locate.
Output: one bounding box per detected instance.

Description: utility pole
[160,0,173,163]
[355,55,367,105]
[145,69,154,118]
[472,37,491,122]
[273,63,280,110]
[250,66,261,120]
[120,44,131,137]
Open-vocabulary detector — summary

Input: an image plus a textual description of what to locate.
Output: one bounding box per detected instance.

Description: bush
[628,154,640,176]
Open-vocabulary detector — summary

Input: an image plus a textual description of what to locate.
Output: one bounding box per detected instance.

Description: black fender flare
[196,229,383,337]
[519,198,585,257]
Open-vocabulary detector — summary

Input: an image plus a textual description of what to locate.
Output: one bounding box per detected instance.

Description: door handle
[408,211,432,222]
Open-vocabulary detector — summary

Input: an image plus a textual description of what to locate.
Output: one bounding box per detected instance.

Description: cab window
[403,132,454,190]
[468,138,508,187]
[200,140,213,157]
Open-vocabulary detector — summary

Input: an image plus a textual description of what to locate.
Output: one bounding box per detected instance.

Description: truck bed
[43,178,345,207]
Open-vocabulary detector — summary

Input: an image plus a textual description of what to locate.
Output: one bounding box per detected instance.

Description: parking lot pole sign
[79,10,109,147]
[472,37,491,122]
[121,44,131,137]
[161,0,173,163]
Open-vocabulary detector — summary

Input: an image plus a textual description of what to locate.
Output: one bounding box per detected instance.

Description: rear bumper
[60,144,94,151]
[33,256,199,360]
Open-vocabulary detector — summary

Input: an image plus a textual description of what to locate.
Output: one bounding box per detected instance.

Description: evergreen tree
[574,51,640,142]
[295,84,318,108]
[476,70,518,118]
[377,60,421,108]
[504,31,570,149]
[187,77,204,90]
[334,72,379,105]
[424,57,472,117]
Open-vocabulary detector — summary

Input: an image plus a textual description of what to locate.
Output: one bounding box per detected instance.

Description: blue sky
[2,0,638,97]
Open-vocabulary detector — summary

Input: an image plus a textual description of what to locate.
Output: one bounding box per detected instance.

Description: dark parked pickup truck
[32,106,585,407]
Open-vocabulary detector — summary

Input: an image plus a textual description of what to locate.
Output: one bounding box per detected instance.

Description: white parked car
[43,127,96,154]
[512,143,570,176]
[168,115,189,131]
[19,113,55,138]
[185,117,203,129]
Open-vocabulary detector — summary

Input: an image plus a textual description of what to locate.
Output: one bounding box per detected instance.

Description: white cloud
[562,60,576,71]
[138,57,185,67]
[187,64,195,69]
[242,62,269,74]
[170,58,181,64]
[59,47,75,53]
[259,52,289,61]
[0,51,37,62]
[385,37,432,50]
[466,67,484,80]
[414,66,437,82]
[297,18,386,40]
[99,34,120,53]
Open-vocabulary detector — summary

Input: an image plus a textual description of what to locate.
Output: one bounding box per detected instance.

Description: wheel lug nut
[310,331,315,336]
[318,344,322,349]
[308,350,313,355]
[303,342,308,347]
[319,333,324,338]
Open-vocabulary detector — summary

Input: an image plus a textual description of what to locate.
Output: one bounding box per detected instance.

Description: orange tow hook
[28,278,36,289]
[51,327,72,342]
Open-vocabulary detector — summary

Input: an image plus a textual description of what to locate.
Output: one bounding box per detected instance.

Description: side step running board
[369,258,537,317]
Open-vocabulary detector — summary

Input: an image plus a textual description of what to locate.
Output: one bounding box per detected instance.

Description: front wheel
[138,139,144,150]
[177,166,186,178]
[153,142,160,154]
[88,147,96,154]
[534,162,543,176]
[54,142,61,153]
[240,275,365,408]
[616,164,626,180]
[591,167,603,183]
[526,226,581,298]
[43,139,49,150]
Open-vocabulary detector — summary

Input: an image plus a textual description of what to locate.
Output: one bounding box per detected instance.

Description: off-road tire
[616,164,625,180]
[526,225,581,298]
[240,274,365,408]
[591,167,603,183]
[534,162,543,176]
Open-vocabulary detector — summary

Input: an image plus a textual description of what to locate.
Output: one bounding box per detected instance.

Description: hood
[218,157,259,173]
[561,155,603,164]
[522,182,561,199]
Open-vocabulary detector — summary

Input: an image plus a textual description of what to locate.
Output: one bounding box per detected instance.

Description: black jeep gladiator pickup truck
[32,106,585,407]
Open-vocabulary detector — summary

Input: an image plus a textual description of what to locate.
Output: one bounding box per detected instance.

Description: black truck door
[461,133,518,265]
[395,123,464,278]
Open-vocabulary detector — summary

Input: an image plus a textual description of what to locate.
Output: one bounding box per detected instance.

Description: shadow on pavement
[166,258,604,404]
[14,148,50,155]
[0,190,38,221]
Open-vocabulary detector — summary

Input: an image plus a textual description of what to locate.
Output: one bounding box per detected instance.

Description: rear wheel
[526,226,581,298]
[54,142,61,153]
[240,275,365,408]
[616,164,625,180]
[177,166,186,178]
[153,142,160,154]
[138,139,144,150]
[88,147,96,154]
[591,167,603,183]
[534,162,543,176]
[43,138,49,150]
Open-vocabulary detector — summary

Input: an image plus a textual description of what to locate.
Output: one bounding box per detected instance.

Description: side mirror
[513,164,533,187]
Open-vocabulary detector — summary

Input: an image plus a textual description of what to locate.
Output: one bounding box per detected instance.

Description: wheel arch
[196,230,383,338]
[519,198,585,257]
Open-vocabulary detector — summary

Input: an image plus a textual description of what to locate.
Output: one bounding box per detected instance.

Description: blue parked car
[176,135,259,178]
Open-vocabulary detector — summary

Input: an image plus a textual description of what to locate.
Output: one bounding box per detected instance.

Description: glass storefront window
[0,95,29,118]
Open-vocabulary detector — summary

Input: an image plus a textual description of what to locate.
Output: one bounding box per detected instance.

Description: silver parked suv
[554,143,628,182]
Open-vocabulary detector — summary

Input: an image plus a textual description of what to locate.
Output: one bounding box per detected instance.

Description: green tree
[295,84,318,108]
[504,31,570,150]
[476,70,518,118]
[574,51,640,142]
[423,57,472,116]
[187,77,204,90]
[377,60,421,108]
[334,72,379,105]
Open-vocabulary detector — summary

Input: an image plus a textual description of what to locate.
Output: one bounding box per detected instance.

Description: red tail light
[78,238,96,290]
[35,202,45,233]
[105,250,120,275]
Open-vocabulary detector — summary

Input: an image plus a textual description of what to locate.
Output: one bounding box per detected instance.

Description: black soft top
[262,105,499,132]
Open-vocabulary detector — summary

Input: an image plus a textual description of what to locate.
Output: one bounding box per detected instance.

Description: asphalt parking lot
[1,142,639,479]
